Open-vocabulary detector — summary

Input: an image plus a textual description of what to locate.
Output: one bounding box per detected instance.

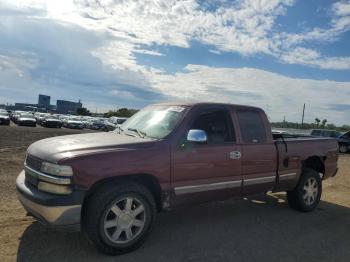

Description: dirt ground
[0,125,349,262]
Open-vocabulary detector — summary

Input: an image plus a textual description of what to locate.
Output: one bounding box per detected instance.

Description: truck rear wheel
[287,168,322,212]
[83,183,156,255]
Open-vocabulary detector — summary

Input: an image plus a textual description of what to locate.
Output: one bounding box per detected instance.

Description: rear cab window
[237,110,267,143]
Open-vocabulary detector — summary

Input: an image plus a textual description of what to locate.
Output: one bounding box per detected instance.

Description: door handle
[230,151,241,159]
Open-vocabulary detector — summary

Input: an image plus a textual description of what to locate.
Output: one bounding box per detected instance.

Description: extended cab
[16,102,338,255]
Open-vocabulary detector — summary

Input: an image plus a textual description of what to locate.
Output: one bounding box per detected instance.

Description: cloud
[280,47,350,70]
[3,0,350,71]
[146,65,350,124]
[333,1,350,17]
[1,0,350,124]
[328,104,350,112]
[0,11,164,107]
[209,49,221,55]
[70,0,350,70]
[277,1,350,69]
[133,49,164,56]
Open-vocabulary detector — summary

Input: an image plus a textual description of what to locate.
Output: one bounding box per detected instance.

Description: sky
[0,0,350,125]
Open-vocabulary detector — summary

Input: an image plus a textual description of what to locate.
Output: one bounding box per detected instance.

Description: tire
[83,183,156,255]
[339,144,348,153]
[287,168,322,212]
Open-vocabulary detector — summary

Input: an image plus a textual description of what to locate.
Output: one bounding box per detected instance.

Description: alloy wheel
[302,177,318,206]
[103,197,146,244]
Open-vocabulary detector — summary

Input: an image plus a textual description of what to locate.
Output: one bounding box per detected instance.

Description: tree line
[271,118,350,131]
[77,107,139,118]
[77,107,349,132]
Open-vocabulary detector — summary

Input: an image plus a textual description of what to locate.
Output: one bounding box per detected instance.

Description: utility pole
[301,103,305,128]
[283,115,286,128]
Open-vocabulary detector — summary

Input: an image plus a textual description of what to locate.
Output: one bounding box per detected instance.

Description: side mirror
[187,129,208,143]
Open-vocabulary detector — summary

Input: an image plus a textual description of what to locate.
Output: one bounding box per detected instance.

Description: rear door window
[237,110,266,143]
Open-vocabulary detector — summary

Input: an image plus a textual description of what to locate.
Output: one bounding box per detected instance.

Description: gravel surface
[0,124,349,262]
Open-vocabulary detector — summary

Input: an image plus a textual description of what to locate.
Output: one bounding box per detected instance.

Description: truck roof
[152,101,263,111]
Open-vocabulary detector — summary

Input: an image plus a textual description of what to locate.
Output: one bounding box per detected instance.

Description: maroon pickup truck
[16,102,338,254]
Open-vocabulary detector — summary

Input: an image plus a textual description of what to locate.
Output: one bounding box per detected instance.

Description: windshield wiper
[127,128,147,138]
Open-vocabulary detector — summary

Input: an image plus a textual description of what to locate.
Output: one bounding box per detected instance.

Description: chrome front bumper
[16,171,82,227]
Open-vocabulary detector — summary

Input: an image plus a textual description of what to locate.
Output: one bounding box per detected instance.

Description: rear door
[171,105,242,205]
[236,109,277,196]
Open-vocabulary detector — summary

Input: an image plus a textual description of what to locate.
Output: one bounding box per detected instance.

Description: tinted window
[311,130,321,136]
[117,119,127,124]
[237,110,266,143]
[329,131,340,138]
[322,131,331,137]
[342,132,350,139]
[191,110,235,144]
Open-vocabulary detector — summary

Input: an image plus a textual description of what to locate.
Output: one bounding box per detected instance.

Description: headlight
[40,162,73,177]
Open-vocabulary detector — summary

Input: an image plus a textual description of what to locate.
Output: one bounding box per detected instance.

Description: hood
[45,118,61,122]
[27,132,155,163]
[0,115,9,119]
[19,117,36,121]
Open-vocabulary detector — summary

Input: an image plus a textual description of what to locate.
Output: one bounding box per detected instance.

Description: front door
[171,107,242,206]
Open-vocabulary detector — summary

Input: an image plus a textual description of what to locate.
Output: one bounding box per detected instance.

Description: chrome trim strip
[174,180,242,195]
[279,172,297,180]
[243,175,275,186]
[24,165,71,185]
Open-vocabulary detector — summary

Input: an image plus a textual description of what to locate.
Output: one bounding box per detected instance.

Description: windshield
[121,105,186,139]
[20,114,34,118]
[46,115,59,119]
[0,112,8,116]
[117,118,127,124]
[70,117,81,121]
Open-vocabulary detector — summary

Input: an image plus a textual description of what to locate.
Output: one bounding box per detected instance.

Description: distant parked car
[63,117,84,129]
[90,118,107,130]
[81,117,93,129]
[35,113,48,125]
[17,113,36,127]
[310,129,341,138]
[0,110,10,125]
[271,129,287,135]
[42,115,62,128]
[11,111,25,124]
[103,117,128,131]
[338,131,350,153]
[310,129,349,153]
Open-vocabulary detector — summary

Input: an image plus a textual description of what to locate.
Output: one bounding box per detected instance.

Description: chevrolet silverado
[16,102,338,254]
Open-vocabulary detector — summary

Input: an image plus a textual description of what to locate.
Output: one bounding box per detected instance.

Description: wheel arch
[81,174,163,219]
[302,156,325,175]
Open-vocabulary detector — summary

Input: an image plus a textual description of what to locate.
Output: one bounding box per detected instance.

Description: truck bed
[274,135,338,182]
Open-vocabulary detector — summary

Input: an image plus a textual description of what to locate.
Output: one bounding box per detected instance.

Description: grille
[25,154,42,171]
[25,171,38,188]
[25,154,42,188]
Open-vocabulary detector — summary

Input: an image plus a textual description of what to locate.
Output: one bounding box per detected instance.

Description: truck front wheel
[287,168,322,212]
[83,183,156,255]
